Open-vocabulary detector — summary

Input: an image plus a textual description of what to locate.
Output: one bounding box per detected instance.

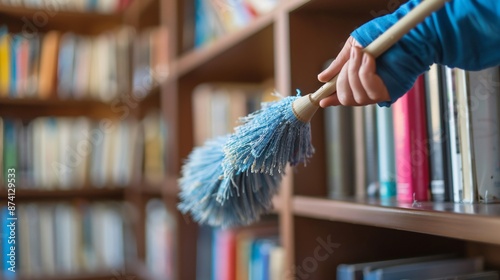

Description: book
[0,26,10,97]
[425,64,453,202]
[428,271,499,280]
[337,254,452,280]
[364,104,379,197]
[376,106,396,199]
[38,31,61,99]
[468,67,500,203]
[353,106,367,197]
[269,246,284,280]
[455,69,479,203]
[143,110,168,185]
[9,34,19,97]
[146,199,175,280]
[16,35,30,97]
[364,257,483,280]
[26,35,41,97]
[57,33,77,98]
[445,67,464,203]
[393,75,430,202]
[2,119,18,182]
[324,106,354,198]
[196,226,214,280]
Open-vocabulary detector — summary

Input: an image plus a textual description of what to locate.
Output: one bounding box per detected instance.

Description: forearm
[351,0,500,106]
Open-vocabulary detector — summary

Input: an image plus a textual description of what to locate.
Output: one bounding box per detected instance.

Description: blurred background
[0,0,281,280]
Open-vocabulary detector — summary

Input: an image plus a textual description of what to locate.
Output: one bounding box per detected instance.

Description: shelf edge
[293,196,500,245]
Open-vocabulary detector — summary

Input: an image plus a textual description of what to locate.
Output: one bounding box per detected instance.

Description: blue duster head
[178,135,282,228]
[223,91,315,177]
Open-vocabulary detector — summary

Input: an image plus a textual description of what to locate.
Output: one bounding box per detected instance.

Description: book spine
[353,106,367,197]
[376,106,396,199]
[324,106,354,198]
[425,64,451,202]
[468,67,500,203]
[364,105,379,197]
[455,69,478,203]
[444,67,464,203]
[394,76,429,202]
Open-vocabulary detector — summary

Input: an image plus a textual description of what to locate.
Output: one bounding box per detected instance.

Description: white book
[146,199,175,279]
[56,118,73,189]
[101,203,124,268]
[38,204,56,275]
[73,36,92,99]
[70,117,91,187]
[54,203,73,273]
[469,68,500,203]
[455,69,478,203]
[445,67,463,202]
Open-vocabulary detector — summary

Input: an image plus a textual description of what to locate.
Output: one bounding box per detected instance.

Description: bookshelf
[0,0,169,279]
[172,0,500,279]
[2,0,500,280]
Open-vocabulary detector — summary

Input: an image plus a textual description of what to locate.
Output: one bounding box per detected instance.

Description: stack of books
[324,65,500,203]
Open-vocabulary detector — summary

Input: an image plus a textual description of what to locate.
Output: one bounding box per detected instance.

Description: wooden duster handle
[292,0,451,123]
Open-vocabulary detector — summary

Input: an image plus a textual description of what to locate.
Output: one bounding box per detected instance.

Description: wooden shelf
[285,0,390,13]
[0,187,126,201]
[17,270,143,280]
[0,4,124,34]
[175,10,275,82]
[0,4,123,19]
[293,196,500,245]
[0,97,118,119]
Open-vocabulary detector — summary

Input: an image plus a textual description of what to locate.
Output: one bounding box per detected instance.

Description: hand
[318,36,391,107]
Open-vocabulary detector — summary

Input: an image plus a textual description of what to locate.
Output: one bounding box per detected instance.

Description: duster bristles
[178,135,282,228]
[223,91,315,176]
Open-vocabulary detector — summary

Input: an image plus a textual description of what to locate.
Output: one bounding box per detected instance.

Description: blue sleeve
[351,0,500,106]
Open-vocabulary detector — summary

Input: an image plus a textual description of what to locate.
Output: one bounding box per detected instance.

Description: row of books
[0,202,134,278]
[194,0,278,47]
[337,254,498,279]
[0,25,168,101]
[0,112,167,189]
[192,80,277,145]
[0,0,133,13]
[196,224,283,280]
[325,65,500,203]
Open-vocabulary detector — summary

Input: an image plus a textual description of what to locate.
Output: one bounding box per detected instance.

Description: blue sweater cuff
[350,0,500,106]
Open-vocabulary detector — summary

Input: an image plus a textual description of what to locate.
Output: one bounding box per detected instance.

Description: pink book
[17,38,29,97]
[216,230,236,280]
[393,75,430,202]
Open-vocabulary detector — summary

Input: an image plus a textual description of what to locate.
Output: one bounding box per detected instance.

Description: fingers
[318,37,355,83]
[359,52,390,103]
[319,47,391,108]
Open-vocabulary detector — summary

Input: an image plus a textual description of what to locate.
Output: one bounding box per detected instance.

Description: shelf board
[0,187,126,201]
[175,10,276,81]
[17,269,143,280]
[0,97,115,119]
[293,196,500,245]
[0,91,160,119]
[0,4,123,19]
[285,0,391,13]
[0,4,123,34]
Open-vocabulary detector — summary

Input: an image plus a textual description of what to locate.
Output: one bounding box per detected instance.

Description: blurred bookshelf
[2,0,500,280]
[0,0,171,279]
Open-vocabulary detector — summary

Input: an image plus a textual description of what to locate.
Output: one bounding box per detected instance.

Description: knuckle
[353,93,369,105]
